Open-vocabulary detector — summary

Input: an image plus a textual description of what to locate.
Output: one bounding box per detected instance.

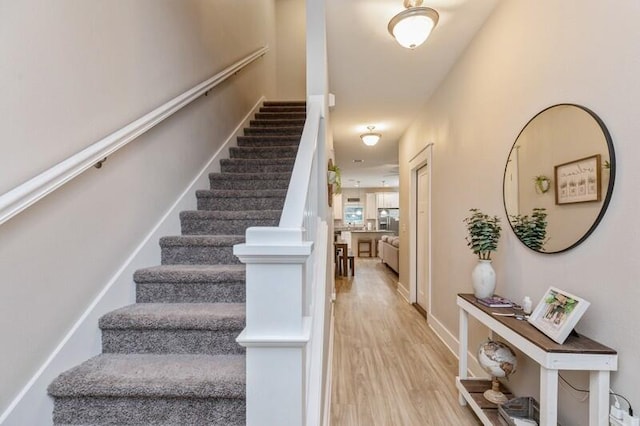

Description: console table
[457,294,617,426]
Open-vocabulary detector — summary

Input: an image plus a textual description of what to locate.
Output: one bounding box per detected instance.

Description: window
[344,206,364,224]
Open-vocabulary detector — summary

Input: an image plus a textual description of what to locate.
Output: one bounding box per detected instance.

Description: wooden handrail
[0,46,269,227]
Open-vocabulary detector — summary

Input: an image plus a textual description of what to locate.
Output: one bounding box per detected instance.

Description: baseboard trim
[412,303,427,319]
[427,312,484,378]
[322,303,335,426]
[396,281,410,303]
[0,97,265,426]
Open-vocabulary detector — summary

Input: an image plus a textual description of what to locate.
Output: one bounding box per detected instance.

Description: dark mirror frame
[502,104,616,254]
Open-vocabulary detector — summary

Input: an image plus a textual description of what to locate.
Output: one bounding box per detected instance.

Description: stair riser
[250,119,306,127]
[197,197,285,211]
[136,282,245,304]
[254,112,306,120]
[263,101,306,107]
[237,137,300,147]
[209,178,290,190]
[243,127,303,135]
[181,218,279,235]
[221,163,294,173]
[52,397,245,426]
[162,246,240,265]
[229,147,298,159]
[259,106,306,113]
[102,330,244,355]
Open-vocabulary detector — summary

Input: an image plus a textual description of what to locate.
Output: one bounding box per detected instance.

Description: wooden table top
[458,293,616,355]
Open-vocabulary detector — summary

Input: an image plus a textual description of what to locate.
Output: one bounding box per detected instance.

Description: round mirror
[503,104,615,253]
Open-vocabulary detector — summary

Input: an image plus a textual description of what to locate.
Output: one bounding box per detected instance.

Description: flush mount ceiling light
[388,0,439,49]
[360,126,381,146]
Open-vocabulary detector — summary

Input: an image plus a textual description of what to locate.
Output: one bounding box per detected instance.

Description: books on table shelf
[475,295,514,308]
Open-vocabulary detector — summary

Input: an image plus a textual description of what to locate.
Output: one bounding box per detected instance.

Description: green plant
[510,208,548,251]
[533,175,551,194]
[463,209,502,260]
[328,162,342,194]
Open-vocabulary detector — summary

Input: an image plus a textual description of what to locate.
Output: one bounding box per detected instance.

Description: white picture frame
[527,286,590,344]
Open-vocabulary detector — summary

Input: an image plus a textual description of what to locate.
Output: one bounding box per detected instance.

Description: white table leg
[540,367,558,426]
[458,307,468,405]
[589,370,610,426]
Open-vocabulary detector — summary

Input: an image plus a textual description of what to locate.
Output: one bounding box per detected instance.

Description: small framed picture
[528,287,590,344]
[554,154,601,205]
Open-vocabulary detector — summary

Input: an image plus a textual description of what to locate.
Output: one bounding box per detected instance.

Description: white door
[416,165,430,312]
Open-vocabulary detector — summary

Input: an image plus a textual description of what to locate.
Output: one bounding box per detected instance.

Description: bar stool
[357,239,372,257]
[334,242,348,276]
[348,254,355,276]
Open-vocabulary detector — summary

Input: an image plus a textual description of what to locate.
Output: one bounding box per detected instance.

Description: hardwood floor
[331,258,481,426]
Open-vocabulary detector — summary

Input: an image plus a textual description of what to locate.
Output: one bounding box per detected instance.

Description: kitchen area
[333,188,399,256]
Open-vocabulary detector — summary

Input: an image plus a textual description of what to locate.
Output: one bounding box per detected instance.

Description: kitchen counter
[339,230,395,257]
[350,230,395,233]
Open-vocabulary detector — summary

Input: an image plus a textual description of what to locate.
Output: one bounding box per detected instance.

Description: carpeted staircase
[47,100,306,425]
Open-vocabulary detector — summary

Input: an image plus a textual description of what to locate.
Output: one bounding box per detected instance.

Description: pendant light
[360,125,381,146]
[388,0,439,49]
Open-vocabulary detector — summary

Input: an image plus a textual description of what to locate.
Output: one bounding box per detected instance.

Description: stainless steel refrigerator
[378,208,399,234]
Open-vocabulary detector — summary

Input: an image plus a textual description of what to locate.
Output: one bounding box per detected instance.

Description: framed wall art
[554,154,601,205]
[527,286,590,344]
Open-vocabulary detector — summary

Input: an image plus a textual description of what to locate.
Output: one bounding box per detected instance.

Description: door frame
[409,143,433,314]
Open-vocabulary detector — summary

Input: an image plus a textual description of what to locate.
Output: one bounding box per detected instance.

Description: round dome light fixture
[388,0,439,49]
[360,125,381,146]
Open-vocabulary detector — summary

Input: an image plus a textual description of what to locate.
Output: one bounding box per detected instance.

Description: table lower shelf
[455,377,513,426]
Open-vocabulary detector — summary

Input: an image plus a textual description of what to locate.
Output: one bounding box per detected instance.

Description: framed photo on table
[554,154,601,205]
[528,287,590,344]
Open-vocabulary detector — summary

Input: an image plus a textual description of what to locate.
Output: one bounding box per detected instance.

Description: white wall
[276,0,307,99]
[0,0,276,417]
[399,1,640,424]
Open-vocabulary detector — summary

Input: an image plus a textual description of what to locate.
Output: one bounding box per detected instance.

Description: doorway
[416,164,430,315]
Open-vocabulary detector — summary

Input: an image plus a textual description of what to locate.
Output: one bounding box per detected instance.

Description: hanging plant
[328,160,342,194]
[533,175,551,194]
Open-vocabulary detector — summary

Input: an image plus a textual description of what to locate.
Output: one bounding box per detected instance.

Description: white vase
[472,260,496,298]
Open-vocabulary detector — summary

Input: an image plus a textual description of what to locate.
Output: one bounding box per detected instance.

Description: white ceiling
[326,0,498,189]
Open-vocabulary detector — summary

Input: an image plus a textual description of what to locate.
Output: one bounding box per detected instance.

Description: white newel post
[234,227,314,426]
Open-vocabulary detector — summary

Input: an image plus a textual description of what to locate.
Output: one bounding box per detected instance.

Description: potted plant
[533,175,551,194]
[510,208,548,251]
[463,209,501,298]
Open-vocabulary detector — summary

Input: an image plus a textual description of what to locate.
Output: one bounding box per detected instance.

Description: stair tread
[197,189,287,198]
[250,119,306,126]
[48,353,245,398]
[237,135,302,140]
[209,172,291,180]
[254,112,306,119]
[181,210,281,220]
[259,106,306,112]
[231,146,298,152]
[221,158,295,164]
[244,126,303,130]
[263,100,306,106]
[160,235,245,246]
[134,264,245,283]
[100,303,245,330]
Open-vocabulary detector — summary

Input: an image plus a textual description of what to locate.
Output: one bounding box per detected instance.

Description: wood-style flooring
[331,258,481,426]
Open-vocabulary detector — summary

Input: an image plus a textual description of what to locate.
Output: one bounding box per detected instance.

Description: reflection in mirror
[503,104,615,253]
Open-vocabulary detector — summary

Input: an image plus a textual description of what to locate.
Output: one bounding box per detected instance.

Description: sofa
[378,235,399,273]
